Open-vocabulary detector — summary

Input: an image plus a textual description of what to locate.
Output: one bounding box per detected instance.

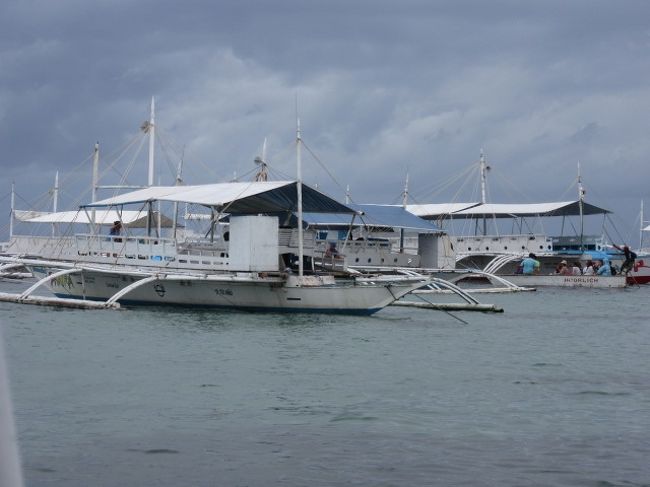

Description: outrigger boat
[1,179,438,314]
[406,154,635,288]
[1,103,509,312]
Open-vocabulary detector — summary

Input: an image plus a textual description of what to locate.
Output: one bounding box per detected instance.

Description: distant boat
[405,153,638,287]
[485,273,627,289]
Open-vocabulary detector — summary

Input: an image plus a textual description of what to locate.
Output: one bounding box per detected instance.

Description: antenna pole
[639,200,643,249]
[479,150,488,235]
[52,171,59,236]
[296,119,304,277]
[262,137,267,164]
[172,147,184,240]
[9,182,15,239]
[91,142,99,203]
[400,171,409,252]
[479,150,488,204]
[147,97,155,186]
[578,162,585,251]
[52,171,59,214]
[91,142,99,225]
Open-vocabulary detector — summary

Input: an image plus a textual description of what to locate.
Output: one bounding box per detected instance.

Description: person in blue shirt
[596,259,612,276]
[521,253,541,275]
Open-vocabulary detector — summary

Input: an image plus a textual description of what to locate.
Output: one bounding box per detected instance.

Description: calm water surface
[2,280,649,486]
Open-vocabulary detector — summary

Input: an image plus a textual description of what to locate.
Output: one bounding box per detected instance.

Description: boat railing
[75,234,177,258]
[6,235,78,259]
[452,234,553,255]
[314,237,421,269]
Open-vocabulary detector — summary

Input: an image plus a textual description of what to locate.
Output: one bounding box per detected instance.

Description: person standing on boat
[110,221,122,236]
[521,253,540,275]
[613,244,637,274]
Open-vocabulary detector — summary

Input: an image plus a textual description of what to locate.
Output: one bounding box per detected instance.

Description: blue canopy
[302,204,442,233]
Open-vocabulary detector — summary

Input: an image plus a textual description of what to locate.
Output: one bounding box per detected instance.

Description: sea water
[1,280,649,486]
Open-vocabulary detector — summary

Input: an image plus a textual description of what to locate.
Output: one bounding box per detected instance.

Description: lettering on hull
[214,288,233,296]
[563,276,600,284]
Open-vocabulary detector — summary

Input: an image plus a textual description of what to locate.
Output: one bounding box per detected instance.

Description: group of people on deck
[517,243,637,277]
[554,259,616,276]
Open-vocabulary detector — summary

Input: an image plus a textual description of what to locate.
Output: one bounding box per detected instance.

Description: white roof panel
[84,181,355,214]
[406,203,480,218]
[86,181,296,207]
[454,201,610,217]
[22,210,173,227]
[405,200,609,219]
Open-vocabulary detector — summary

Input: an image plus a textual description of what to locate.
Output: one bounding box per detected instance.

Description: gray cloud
[1,0,649,242]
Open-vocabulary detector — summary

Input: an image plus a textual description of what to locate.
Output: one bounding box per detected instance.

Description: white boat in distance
[5,180,432,314]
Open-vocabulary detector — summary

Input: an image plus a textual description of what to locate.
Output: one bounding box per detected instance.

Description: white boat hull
[500,274,627,288]
[28,266,426,315]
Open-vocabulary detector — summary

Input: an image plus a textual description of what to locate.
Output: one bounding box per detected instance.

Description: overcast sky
[2,0,649,242]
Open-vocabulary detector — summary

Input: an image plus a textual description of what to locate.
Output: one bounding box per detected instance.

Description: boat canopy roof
[452,201,610,218]
[407,200,610,219]
[82,181,355,214]
[15,209,174,227]
[302,204,442,232]
[406,203,480,219]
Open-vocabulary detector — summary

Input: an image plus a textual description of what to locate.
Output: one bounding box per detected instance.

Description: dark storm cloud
[1,0,650,240]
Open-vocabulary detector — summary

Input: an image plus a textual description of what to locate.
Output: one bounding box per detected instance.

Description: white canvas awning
[452,201,610,218]
[13,210,50,221]
[18,210,174,227]
[83,181,356,214]
[643,225,650,232]
[406,203,481,219]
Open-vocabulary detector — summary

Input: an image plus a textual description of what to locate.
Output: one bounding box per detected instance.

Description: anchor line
[414,293,469,325]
